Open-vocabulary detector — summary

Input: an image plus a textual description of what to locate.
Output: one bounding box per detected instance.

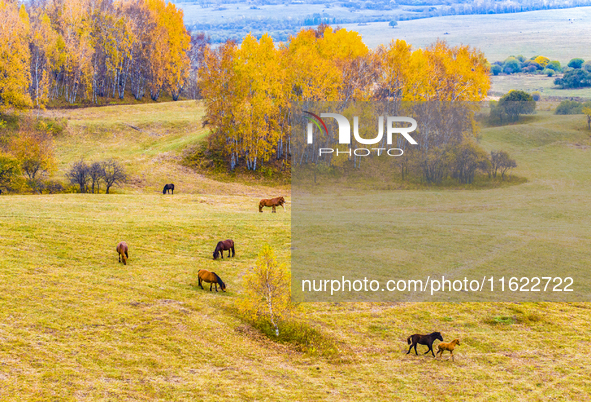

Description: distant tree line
[491,54,591,90]
[490,55,564,77]
[188,0,591,44]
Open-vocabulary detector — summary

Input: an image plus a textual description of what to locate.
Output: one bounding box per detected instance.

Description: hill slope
[41,101,287,196]
[1,104,590,400]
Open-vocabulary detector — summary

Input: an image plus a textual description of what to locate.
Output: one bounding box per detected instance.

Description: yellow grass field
[1,102,591,400]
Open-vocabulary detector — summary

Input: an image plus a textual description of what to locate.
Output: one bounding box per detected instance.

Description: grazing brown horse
[213,240,235,260]
[259,196,285,213]
[163,183,174,194]
[198,269,226,292]
[116,241,129,265]
[437,339,460,361]
[407,332,443,357]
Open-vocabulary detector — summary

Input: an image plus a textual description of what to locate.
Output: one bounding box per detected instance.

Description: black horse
[163,183,174,194]
[406,332,443,357]
[213,240,235,260]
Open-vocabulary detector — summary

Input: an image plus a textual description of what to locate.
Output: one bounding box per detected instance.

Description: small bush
[522,60,540,70]
[39,180,66,194]
[490,90,536,124]
[547,60,562,72]
[555,100,584,115]
[490,150,517,179]
[0,153,21,193]
[543,68,555,77]
[35,118,68,136]
[531,91,541,101]
[533,56,550,68]
[247,319,344,359]
[490,65,502,76]
[503,57,521,74]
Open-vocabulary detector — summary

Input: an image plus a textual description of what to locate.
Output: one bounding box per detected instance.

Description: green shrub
[503,57,521,74]
[531,91,541,101]
[522,60,540,70]
[490,90,536,123]
[568,58,585,69]
[543,68,555,77]
[547,60,562,72]
[490,65,502,75]
[488,316,516,325]
[554,69,591,88]
[555,100,591,115]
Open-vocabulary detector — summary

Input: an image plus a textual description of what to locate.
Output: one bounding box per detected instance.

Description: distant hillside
[38,101,288,195]
[173,0,591,43]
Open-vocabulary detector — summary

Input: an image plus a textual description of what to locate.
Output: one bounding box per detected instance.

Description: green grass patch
[486,316,517,325]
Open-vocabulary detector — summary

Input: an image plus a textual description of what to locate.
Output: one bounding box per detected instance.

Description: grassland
[292,109,591,304]
[345,6,591,64]
[2,103,591,399]
[490,74,591,99]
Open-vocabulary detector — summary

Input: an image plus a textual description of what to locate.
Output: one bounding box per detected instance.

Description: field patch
[2,103,591,398]
[346,7,591,64]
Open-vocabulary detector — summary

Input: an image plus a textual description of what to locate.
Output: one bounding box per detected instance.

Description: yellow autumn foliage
[199,28,491,171]
[237,244,292,336]
[0,0,33,110]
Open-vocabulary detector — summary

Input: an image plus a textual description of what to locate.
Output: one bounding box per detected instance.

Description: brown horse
[407,332,443,357]
[213,240,235,260]
[259,196,285,213]
[198,269,226,292]
[116,241,129,265]
[437,339,460,361]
